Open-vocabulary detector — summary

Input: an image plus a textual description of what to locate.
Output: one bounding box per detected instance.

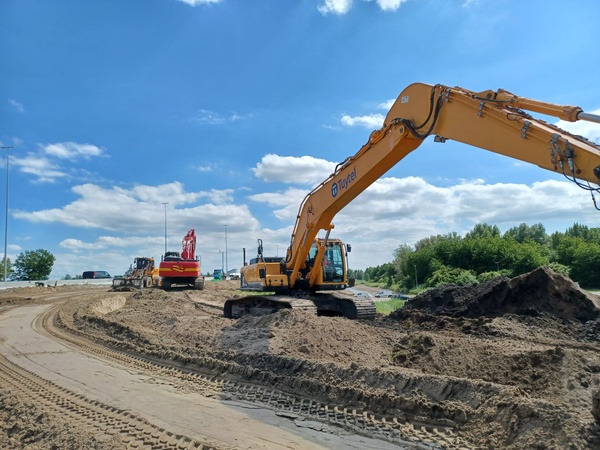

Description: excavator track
[350,297,378,319]
[224,293,376,320]
[224,296,318,318]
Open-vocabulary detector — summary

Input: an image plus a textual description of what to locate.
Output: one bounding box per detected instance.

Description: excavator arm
[286,82,600,288]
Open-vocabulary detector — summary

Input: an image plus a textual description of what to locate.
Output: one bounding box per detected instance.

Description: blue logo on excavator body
[331,167,356,198]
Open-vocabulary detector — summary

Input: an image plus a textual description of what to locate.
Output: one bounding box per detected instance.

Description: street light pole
[224,225,228,276]
[218,250,224,276]
[162,202,168,255]
[1,146,14,284]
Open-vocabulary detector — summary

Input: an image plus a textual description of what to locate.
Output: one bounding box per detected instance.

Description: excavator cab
[304,239,347,289]
[307,241,344,284]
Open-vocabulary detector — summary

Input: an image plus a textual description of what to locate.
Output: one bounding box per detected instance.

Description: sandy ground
[1,267,600,449]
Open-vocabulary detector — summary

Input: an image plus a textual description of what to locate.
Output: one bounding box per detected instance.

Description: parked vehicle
[82,271,112,279]
[375,291,392,298]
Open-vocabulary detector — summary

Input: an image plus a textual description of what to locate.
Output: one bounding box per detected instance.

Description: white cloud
[8,99,24,113]
[377,99,396,110]
[336,99,395,129]
[370,0,408,12]
[176,0,222,5]
[249,188,309,221]
[318,0,408,15]
[189,109,248,125]
[252,154,336,185]
[195,163,217,172]
[341,113,384,128]
[10,141,106,183]
[318,0,352,15]
[12,153,67,183]
[190,109,225,125]
[42,142,105,160]
[60,235,159,251]
[14,182,255,235]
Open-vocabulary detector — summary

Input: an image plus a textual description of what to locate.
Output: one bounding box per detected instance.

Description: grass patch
[375,298,405,315]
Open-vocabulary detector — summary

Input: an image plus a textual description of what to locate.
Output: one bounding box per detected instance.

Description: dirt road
[2,268,600,449]
[0,288,416,449]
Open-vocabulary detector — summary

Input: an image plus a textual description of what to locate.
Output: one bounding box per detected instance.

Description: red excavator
[158,229,205,290]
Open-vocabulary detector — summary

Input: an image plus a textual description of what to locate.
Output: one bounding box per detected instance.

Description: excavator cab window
[307,242,318,268]
[323,244,344,283]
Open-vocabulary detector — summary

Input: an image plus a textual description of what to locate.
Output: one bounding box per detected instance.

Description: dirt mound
[88,296,127,315]
[392,267,600,322]
[39,280,600,449]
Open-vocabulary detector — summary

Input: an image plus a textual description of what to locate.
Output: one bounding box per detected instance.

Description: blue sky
[2,0,600,279]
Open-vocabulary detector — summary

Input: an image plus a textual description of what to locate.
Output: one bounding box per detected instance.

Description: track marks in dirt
[47,298,466,449]
[0,354,217,449]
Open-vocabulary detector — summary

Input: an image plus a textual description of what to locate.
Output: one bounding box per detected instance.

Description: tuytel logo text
[331,167,356,198]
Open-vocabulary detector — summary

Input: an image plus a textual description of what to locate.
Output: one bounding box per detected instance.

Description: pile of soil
[392,267,600,322]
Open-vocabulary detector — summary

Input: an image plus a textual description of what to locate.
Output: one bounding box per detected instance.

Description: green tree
[570,243,600,287]
[0,257,12,281]
[13,249,56,281]
[348,268,364,281]
[504,223,548,245]
[545,262,570,277]
[553,236,585,267]
[465,223,501,239]
[427,267,477,287]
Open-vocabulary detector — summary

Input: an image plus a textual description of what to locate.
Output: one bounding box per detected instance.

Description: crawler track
[224,293,377,319]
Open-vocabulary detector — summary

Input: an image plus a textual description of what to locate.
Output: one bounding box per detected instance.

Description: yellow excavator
[224,82,600,320]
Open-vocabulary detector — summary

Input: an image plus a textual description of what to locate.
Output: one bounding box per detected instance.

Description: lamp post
[413,264,418,289]
[162,202,168,255]
[1,146,14,284]
[223,225,228,276]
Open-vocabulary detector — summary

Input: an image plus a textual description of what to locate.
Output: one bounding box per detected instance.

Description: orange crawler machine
[158,229,204,290]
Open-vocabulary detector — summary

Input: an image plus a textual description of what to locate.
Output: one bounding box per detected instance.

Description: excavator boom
[286,83,600,287]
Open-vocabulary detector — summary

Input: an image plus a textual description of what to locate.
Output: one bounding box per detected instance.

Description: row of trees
[0,249,55,281]
[349,222,600,292]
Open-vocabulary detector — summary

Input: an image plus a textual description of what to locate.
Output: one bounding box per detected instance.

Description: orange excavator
[158,229,204,290]
[225,82,600,320]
